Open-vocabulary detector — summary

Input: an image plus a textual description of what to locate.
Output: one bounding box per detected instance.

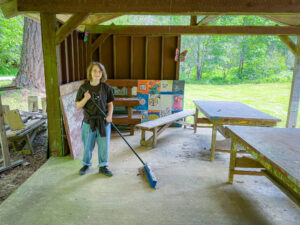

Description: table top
[226,125,300,186]
[193,100,280,122]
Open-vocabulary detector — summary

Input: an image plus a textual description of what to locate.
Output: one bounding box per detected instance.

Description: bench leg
[152,127,157,148]
[194,108,198,133]
[23,134,33,155]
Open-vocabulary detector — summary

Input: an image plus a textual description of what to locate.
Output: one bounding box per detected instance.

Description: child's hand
[84,90,91,100]
[105,115,112,123]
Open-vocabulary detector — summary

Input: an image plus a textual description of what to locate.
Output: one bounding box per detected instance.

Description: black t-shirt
[76,81,114,135]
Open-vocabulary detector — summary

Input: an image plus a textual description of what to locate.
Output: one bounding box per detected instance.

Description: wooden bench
[136,109,195,148]
[7,118,46,155]
[106,80,141,135]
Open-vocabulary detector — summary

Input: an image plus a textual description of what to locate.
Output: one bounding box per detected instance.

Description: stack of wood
[4,109,47,155]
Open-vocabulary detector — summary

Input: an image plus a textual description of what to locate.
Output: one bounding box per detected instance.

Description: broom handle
[91,98,146,166]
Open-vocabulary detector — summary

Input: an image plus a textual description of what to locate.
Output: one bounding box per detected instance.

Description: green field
[184,82,295,128]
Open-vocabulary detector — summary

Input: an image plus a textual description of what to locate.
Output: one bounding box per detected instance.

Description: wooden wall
[58,32,180,84]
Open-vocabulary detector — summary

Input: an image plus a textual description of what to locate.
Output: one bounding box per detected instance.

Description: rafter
[17,0,300,14]
[55,13,89,45]
[198,16,219,25]
[85,25,300,36]
[1,0,17,18]
[91,33,111,53]
[278,35,297,55]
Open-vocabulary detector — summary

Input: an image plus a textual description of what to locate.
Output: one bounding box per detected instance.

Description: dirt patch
[0,87,47,205]
[0,131,47,205]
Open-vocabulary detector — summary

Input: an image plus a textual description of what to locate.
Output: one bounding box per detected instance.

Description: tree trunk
[196,36,210,80]
[14,18,45,92]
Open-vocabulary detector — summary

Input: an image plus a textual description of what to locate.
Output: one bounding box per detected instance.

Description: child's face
[91,65,102,81]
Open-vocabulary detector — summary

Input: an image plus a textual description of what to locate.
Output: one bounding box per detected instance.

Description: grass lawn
[184,82,296,128]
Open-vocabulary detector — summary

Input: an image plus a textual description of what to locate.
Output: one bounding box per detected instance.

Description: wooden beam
[1,0,18,18]
[82,14,122,25]
[176,35,181,80]
[198,15,219,25]
[91,33,111,53]
[55,13,89,45]
[278,35,297,55]
[17,0,300,14]
[40,13,63,156]
[86,25,300,35]
[286,35,300,128]
[78,14,121,32]
[190,16,197,26]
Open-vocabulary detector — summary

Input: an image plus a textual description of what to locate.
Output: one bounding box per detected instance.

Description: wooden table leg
[228,139,238,184]
[140,129,146,146]
[210,123,218,161]
[152,127,157,148]
[130,125,134,136]
[194,108,198,133]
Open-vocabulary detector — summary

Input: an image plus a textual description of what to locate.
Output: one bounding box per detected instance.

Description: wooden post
[0,95,10,167]
[286,35,300,128]
[40,13,63,156]
[113,35,116,79]
[28,96,38,112]
[145,36,148,79]
[41,97,47,114]
[161,36,164,79]
[176,35,181,80]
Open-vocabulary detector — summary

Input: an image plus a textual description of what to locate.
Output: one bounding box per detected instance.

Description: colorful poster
[148,110,160,120]
[172,80,185,94]
[134,94,149,110]
[148,94,161,110]
[137,80,149,94]
[172,95,183,110]
[148,80,161,94]
[160,80,173,94]
[140,110,148,122]
[160,108,172,117]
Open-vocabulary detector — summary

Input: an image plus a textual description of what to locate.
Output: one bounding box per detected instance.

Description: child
[75,62,114,176]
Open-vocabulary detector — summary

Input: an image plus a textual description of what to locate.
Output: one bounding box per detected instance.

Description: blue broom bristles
[144,163,157,188]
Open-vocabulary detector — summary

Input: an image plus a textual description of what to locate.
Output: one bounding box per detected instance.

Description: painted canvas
[135,80,185,122]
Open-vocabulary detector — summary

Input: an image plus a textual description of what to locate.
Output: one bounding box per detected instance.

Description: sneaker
[99,166,113,177]
[79,165,89,175]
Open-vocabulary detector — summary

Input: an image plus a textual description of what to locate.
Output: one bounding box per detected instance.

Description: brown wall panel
[163,36,177,80]
[67,34,74,82]
[82,42,87,77]
[147,37,161,80]
[78,37,84,80]
[72,31,80,81]
[132,37,145,80]
[116,36,130,79]
[60,40,68,84]
[101,35,114,79]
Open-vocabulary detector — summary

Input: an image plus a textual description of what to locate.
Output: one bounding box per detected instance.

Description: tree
[14,17,45,92]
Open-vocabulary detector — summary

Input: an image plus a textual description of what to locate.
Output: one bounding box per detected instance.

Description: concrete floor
[0,127,299,225]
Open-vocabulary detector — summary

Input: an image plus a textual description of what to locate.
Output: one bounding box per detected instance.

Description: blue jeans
[81,122,111,168]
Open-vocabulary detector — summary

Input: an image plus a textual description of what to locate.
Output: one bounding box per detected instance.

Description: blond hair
[86,62,107,82]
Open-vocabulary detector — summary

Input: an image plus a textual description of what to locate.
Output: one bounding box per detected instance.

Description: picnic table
[193,100,281,161]
[226,126,300,207]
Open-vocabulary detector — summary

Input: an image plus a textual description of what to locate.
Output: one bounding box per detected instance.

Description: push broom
[88,93,157,188]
